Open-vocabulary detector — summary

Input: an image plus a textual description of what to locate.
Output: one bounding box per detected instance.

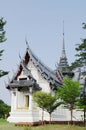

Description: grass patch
[0,120,85,130]
[0,119,8,123]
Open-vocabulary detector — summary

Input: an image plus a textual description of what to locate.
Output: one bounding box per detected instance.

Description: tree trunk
[42,109,44,125]
[49,113,51,124]
[83,108,86,127]
[70,109,73,125]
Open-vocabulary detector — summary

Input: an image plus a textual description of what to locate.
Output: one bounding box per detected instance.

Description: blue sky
[0,0,86,105]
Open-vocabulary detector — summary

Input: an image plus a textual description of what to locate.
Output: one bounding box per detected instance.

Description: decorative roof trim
[7,41,62,90]
[24,42,62,86]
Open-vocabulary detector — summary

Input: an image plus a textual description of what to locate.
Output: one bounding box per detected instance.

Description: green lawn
[0,120,85,130]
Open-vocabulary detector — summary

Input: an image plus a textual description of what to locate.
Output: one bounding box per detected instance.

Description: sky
[0,0,86,105]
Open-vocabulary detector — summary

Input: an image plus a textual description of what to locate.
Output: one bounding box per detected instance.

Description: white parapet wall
[7,109,41,123]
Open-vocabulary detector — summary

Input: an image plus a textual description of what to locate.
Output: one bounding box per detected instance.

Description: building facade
[7,38,84,123]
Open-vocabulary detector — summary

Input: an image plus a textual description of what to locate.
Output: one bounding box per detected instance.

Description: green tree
[0,17,8,77]
[0,100,10,118]
[77,96,86,126]
[70,23,86,70]
[33,91,61,124]
[57,77,81,124]
[70,23,86,126]
[77,79,86,127]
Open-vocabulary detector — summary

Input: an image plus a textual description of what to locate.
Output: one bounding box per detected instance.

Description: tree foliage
[33,91,61,123]
[77,98,86,110]
[0,17,7,43]
[0,99,10,118]
[70,22,86,126]
[70,23,86,70]
[0,17,8,77]
[77,93,86,126]
[57,77,81,123]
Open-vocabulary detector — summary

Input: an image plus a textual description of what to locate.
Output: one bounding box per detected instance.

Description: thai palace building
[6,32,85,123]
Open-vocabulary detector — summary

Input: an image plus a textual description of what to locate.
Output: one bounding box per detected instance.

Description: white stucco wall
[27,60,51,92]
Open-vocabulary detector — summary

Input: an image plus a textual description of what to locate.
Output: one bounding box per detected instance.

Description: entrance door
[25,95,29,108]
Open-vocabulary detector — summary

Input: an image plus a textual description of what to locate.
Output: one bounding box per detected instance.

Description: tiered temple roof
[7,42,62,90]
[57,24,74,78]
[58,25,69,73]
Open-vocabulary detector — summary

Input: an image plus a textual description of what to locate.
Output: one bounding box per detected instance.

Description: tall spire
[61,21,66,58]
[58,21,69,73]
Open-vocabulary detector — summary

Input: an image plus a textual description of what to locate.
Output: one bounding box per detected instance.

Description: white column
[29,87,33,110]
[11,91,14,111]
[11,88,18,111]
